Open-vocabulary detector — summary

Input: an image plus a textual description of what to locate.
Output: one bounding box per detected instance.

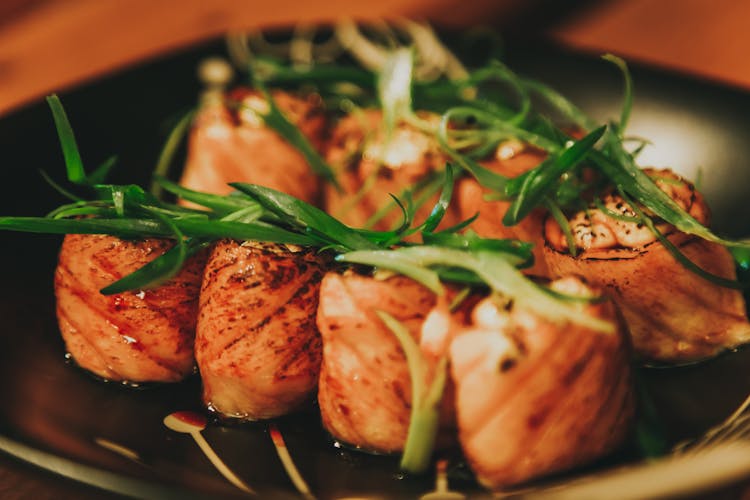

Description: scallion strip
[231,183,379,250]
[99,205,188,295]
[46,95,87,185]
[502,125,606,225]
[591,137,743,248]
[340,250,443,294]
[420,164,454,233]
[375,310,447,474]
[0,216,318,246]
[155,175,261,216]
[150,110,195,198]
[592,197,640,223]
[520,78,598,131]
[378,48,414,144]
[602,54,633,133]
[544,199,578,257]
[88,156,117,185]
[618,190,745,290]
[39,169,83,202]
[341,246,614,333]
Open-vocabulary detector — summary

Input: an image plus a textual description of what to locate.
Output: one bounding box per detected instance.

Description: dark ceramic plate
[1,36,750,499]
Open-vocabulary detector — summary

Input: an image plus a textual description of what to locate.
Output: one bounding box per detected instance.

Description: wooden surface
[0,0,510,116]
[2,0,750,115]
[550,0,750,90]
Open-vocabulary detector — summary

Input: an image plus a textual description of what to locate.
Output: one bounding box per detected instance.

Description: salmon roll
[195,240,329,420]
[316,271,459,453]
[543,168,750,363]
[180,87,326,204]
[456,140,549,276]
[324,110,459,234]
[54,234,206,383]
[450,276,634,489]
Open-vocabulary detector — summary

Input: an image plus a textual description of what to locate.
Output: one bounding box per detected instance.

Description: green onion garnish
[376,310,447,474]
[46,94,87,185]
[340,246,615,333]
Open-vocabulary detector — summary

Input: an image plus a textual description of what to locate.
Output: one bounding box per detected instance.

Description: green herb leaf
[503,125,606,225]
[231,183,379,251]
[593,134,746,249]
[338,250,444,294]
[150,110,195,198]
[602,54,633,133]
[88,156,117,185]
[389,192,415,235]
[422,231,533,265]
[99,204,190,294]
[376,310,446,474]
[619,190,745,289]
[420,164,454,233]
[0,217,168,238]
[39,169,83,202]
[544,199,577,257]
[466,60,531,125]
[342,246,614,332]
[262,61,377,89]
[46,95,87,185]
[0,216,318,246]
[435,212,479,234]
[520,78,598,131]
[436,126,507,193]
[175,218,319,246]
[364,170,444,230]
[154,175,261,216]
[378,48,415,142]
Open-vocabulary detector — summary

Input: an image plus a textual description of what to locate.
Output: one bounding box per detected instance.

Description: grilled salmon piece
[195,239,329,420]
[543,168,750,363]
[316,271,462,453]
[456,141,549,276]
[179,87,326,204]
[54,234,206,383]
[324,110,459,234]
[450,276,634,489]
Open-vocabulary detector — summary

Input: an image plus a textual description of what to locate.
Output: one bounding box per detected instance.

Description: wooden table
[3,0,750,115]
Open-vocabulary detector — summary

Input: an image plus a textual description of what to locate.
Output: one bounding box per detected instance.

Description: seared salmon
[316,271,457,453]
[180,87,326,204]
[450,276,634,489]
[195,240,329,420]
[55,234,206,383]
[324,110,459,234]
[544,168,750,363]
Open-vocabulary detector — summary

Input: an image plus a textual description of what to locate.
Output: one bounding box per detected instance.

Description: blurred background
[1,0,749,116]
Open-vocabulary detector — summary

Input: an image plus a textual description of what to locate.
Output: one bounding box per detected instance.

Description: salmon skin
[196,239,330,420]
[544,169,750,363]
[450,276,634,489]
[179,87,326,205]
[324,110,459,234]
[54,234,206,383]
[316,271,461,453]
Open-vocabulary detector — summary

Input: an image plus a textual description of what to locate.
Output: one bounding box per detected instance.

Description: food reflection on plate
[2,21,750,498]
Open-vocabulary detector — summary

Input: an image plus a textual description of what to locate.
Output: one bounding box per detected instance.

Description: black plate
[1,36,750,499]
